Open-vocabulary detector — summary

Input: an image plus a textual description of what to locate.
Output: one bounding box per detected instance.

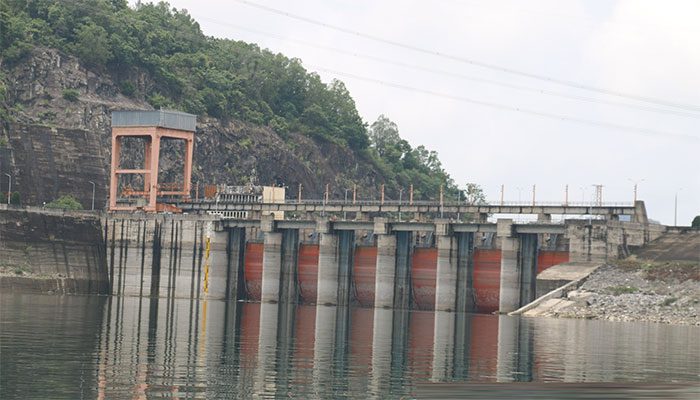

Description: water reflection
[1,293,699,399]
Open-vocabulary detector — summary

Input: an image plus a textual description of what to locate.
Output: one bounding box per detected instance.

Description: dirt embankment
[553,259,699,325]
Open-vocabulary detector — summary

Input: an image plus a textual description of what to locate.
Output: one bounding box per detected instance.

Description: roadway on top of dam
[217,218,568,235]
[178,199,641,219]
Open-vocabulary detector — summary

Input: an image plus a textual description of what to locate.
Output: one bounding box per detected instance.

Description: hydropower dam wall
[104,213,665,313]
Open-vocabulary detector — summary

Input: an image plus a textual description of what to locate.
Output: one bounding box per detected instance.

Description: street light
[89,181,96,211]
[3,173,10,205]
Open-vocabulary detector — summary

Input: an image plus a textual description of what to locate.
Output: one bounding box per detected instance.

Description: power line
[197,15,700,120]
[232,0,700,113]
[303,62,700,142]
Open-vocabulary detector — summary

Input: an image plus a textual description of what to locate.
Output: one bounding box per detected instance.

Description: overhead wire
[196,15,700,120]
[303,63,700,142]
[232,0,700,113]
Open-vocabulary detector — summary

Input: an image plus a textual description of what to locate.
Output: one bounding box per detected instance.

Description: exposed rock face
[0,48,387,206]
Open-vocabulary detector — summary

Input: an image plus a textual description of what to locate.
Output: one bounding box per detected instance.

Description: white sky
[142,0,699,225]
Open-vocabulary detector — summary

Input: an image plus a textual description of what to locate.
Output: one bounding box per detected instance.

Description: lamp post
[89,181,96,211]
[3,173,10,205]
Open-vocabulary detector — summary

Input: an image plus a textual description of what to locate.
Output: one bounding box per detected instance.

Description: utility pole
[674,188,683,226]
[592,184,603,206]
[628,178,644,204]
[565,184,569,206]
[353,184,357,204]
[380,184,385,205]
[532,184,536,206]
[500,184,504,206]
[409,184,414,205]
[439,185,444,218]
[298,183,302,203]
[398,188,404,221]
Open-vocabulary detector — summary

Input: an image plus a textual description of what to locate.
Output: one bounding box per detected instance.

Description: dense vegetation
[0,0,464,199]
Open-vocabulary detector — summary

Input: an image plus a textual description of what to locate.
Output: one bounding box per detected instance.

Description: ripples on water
[0,293,698,399]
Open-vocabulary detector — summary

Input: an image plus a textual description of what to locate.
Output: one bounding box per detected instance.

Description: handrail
[190,199,636,207]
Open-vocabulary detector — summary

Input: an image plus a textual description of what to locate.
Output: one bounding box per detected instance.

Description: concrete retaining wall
[0,209,108,294]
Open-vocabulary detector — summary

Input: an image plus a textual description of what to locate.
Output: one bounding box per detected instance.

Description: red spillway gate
[411,248,437,310]
[244,242,264,301]
[353,246,377,307]
[298,244,320,303]
[472,249,501,313]
[537,250,569,274]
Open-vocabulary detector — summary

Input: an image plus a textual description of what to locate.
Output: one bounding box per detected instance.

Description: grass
[661,297,678,306]
[606,285,639,296]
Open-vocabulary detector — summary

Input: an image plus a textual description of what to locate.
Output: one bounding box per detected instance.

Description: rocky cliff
[0,48,389,207]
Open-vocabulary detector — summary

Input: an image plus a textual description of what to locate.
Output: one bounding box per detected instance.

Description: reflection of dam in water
[89,296,698,398]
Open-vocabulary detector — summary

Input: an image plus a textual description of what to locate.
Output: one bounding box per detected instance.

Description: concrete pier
[498,220,521,313]
[261,232,283,303]
[435,234,457,312]
[374,234,396,309]
[317,232,339,305]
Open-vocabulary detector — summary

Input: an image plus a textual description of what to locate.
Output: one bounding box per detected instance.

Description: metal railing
[193,198,635,207]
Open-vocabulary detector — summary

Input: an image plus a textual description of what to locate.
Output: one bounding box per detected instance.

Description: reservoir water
[1,292,698,398]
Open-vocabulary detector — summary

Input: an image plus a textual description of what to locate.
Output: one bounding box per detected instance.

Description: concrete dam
[100,110,666,314]
[105,202,663,314]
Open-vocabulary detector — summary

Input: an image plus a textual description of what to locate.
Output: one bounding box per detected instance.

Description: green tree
[692,216,700,229]
[73,23,112,67]
[45,195,82,210]
[462,183,487,205]
[369,115,401,158]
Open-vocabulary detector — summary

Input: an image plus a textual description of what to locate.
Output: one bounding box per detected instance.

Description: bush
[62,89,80,102]
[0,192,6,204]
[120,81,135,96]
[10,192,20,205]
[45,195,82,210]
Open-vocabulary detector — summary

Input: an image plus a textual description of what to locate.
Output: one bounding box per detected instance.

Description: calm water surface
[1,292,698,398]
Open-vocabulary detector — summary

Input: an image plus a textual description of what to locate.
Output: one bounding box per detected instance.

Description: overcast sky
[143,0,699,225]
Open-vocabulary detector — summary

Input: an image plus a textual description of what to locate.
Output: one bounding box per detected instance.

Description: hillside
[0,0,459,207]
